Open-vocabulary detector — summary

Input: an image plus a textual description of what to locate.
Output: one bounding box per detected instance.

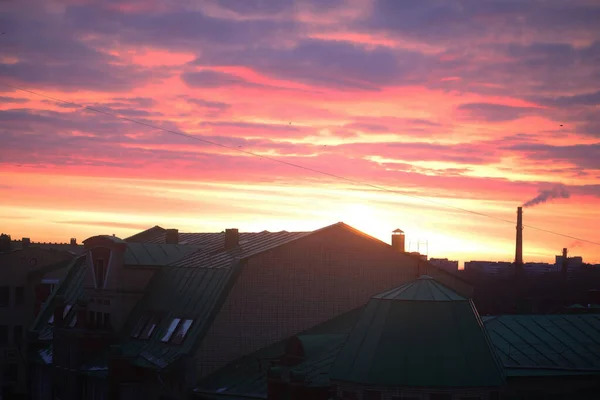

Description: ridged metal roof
[330,277,505,387]
[166,231,312,269]
[373,275,467,301]
[484,314,600,376]
[195,307,365,397]
[124,243,199,266]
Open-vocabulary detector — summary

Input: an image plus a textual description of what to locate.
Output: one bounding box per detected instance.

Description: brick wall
[195,225,420,377]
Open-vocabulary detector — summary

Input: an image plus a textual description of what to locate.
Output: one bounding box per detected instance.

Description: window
[0,286,9,307]
[89,311,97,328]
[140,314,160,339]
[15,286,24,307]
[161,318,181,342]
[69,314,78,328]
[94,259,106,288]
[63,304,73,318]
[342,391,358,400]
[131,314,149,338]
[364,390,382,400]
[0,325,8,345]
[48,313,54,324]
[13,325,23,349]
[171,319,193,345]
[3,363,18,383]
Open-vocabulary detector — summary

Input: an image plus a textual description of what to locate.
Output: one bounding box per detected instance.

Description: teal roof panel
[484,314,600,375]
[124,243,198,266]
[330,277,504,387]
[373,275,466,301]
[119,261,241,368]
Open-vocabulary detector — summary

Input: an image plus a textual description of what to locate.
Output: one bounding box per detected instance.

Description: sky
[1,0,600,265]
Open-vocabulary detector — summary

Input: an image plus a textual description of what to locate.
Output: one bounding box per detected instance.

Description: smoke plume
[523,184,570,207]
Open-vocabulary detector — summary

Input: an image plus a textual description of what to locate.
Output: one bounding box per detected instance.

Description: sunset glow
[1,0,599,265]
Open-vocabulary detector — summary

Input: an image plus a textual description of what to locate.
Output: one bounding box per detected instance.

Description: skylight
[131,314,149,338]
[63,304,73,318]
[140,315,159,340]
[160,318,181,342]
[171,319,193,345]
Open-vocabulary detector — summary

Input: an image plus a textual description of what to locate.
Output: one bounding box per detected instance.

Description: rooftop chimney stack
[0,233,11,252]
[165,229,179,245]
[391,229,406,253]
[225,228,239,250]
[70,238,77,246]
[22,237,31,248]
[515,207,523,271]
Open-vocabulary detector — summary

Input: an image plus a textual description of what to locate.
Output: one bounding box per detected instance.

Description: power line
[4,83,600,247]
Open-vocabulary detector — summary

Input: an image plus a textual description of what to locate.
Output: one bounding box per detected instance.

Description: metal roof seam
[544,316,596,367]
[510,317,563,367]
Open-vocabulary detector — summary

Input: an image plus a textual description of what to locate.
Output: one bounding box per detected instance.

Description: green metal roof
[373,275,467,301]
[124,242,198,266]
[483,314,600,376]
[330,277,505,388]
[194,307,365,398]
[119,261,242,369]
[30,255,87,338]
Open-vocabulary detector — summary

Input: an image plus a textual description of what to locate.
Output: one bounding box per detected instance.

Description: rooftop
[330,277,505,387]
[484,314,600,376]
[373,275,467,301]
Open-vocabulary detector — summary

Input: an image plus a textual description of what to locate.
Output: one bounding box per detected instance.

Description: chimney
[22,237,31,248]
[54,295,66,327]
[267,367,284,400]
[225,229,239,250]
[391,229,405,252]
[515,207,523,272]
[0,233,11,252]
[165,229,179,245]
[70,238,77,246]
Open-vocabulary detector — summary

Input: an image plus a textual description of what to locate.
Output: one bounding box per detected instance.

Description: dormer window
[94,259,106,289]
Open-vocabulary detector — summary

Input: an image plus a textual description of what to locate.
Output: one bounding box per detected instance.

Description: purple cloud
[458,103,541,122]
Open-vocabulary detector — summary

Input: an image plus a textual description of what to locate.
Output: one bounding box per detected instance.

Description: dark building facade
[195,276,600,400]
[28,223,468,400]
[1,236,79,399]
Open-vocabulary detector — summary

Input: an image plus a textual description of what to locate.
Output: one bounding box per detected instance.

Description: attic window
[160,318,181,342]
[131,314,149,338]
[94,259,106,289]
[140,315,160,340]
[63,304,73,318]
[171,319,193,345]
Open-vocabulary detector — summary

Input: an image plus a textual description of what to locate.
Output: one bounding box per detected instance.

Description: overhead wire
[4,82,600,247]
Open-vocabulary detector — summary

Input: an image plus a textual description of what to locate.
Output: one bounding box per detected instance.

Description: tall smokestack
[515,207,523,268]
[562,247,568,305]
